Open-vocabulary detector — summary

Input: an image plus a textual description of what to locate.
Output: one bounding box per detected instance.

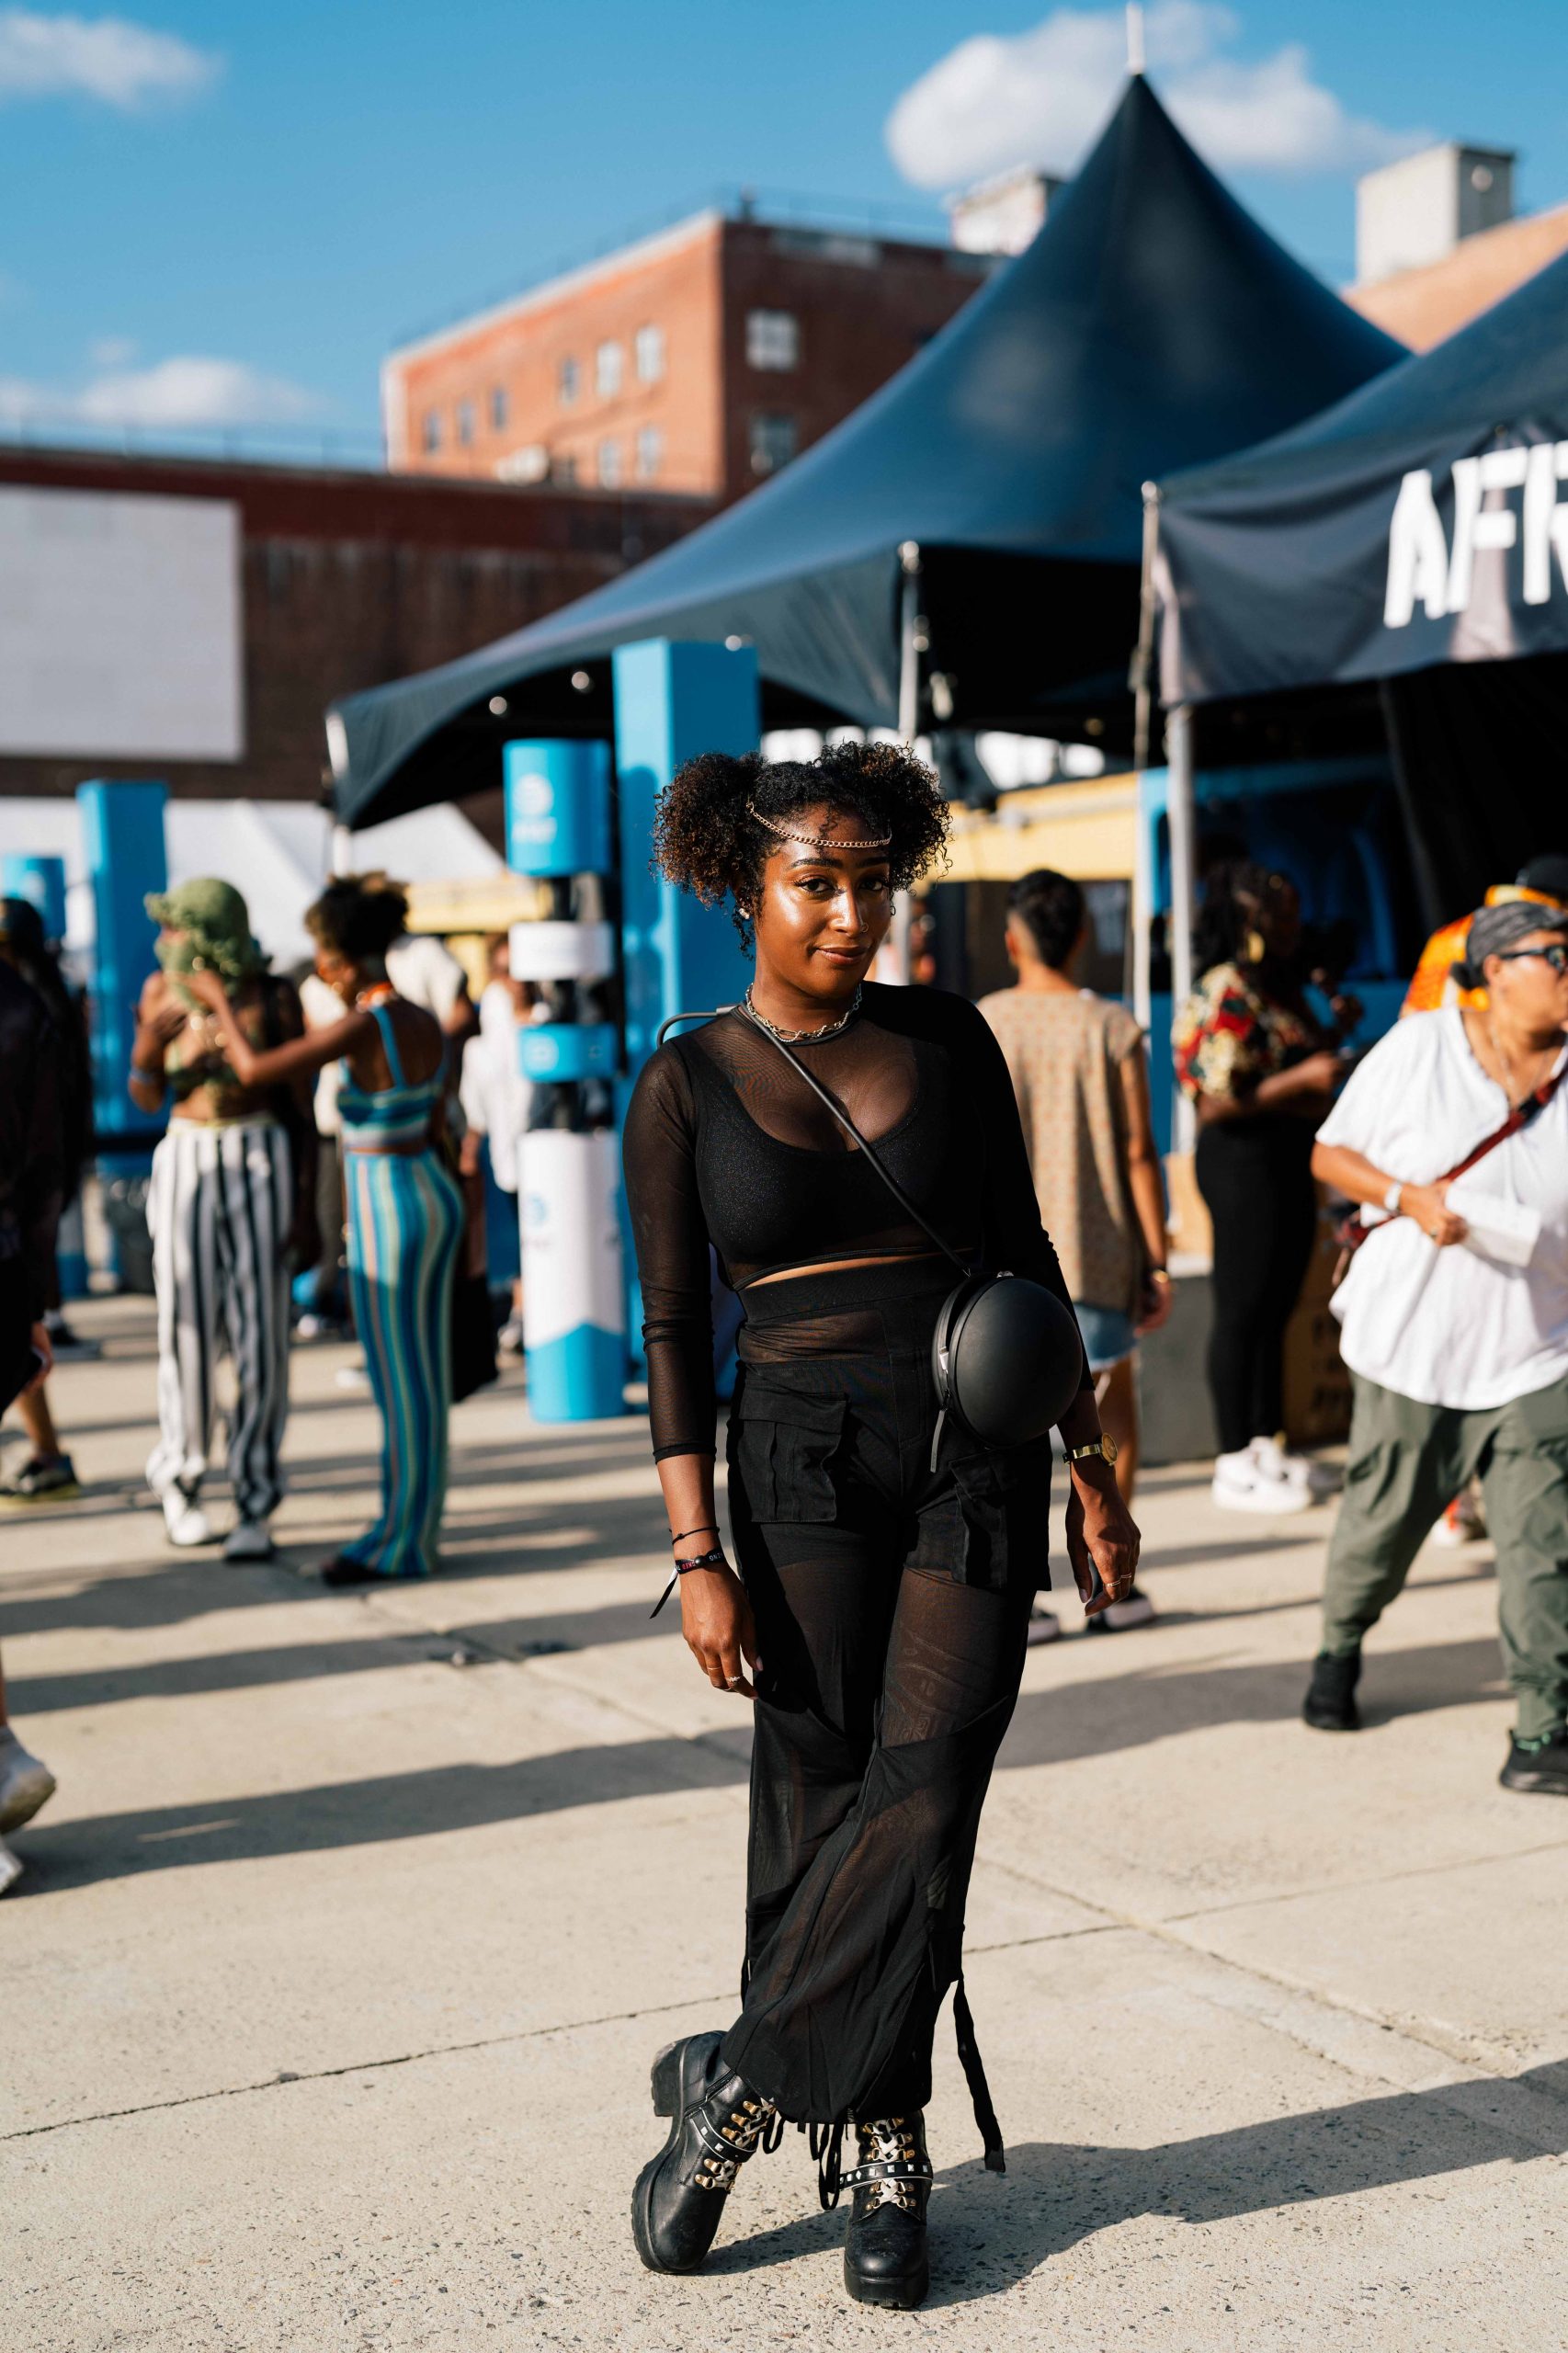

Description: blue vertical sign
[76,779,167,1144]
[612,639,759,1081]
[612,641,759,1377]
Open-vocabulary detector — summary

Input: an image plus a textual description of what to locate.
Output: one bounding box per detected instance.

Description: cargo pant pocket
[729,1383,847,1524]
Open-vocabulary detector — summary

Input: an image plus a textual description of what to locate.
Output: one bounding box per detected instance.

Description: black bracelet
[670,1523,718,1546]
[650,1548,728,1620]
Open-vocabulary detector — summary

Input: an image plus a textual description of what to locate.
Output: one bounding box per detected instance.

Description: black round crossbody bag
[657,1006,1085,1468]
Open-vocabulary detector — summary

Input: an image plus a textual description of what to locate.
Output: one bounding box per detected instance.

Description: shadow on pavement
[10,1631,1509,1887]
[705,2063,1568,2304]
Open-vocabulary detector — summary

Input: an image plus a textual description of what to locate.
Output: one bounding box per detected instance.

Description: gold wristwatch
[1065,1435,1119,1468]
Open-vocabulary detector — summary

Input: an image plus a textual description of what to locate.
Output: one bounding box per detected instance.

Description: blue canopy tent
[330,76,1401,830]
[1154,236,1568,942]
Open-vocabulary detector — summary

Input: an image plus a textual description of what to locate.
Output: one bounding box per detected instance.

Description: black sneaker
[1085,1585,1157,1634]
[1302,1649,1360,1732]
[0,1453,81,1503]
[1499,1733,1568,1796]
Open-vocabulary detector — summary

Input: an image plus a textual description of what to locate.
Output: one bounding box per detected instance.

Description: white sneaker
[1430,1493,1486,1549]
[1211,1448,1312,1516]
[0,1837,22,1896]
[223,1520,276,1563]
[1025,1604,1062,1646]
[162,1493,213,1547]
[334,1364,370,1392]
[0,1727,56,1834]
[1251,1434,1337,1498]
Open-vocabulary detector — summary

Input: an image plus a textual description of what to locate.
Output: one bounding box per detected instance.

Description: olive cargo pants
[1321,1372,1568,1741]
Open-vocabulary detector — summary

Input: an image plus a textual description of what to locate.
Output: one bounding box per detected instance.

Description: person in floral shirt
[1174,863,1351,1514]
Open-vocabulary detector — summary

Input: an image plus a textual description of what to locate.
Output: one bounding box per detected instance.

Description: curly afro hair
[306,876,408,965]
[653,740,949,947]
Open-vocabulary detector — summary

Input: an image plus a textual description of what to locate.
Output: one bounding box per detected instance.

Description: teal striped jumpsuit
[338,1003,464,1578]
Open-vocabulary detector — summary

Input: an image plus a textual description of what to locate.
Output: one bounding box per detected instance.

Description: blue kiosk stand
[502,640,756,1423]
[77,781,168,1290]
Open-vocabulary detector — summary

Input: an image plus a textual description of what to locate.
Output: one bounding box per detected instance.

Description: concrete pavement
[4,1298,1565,2350]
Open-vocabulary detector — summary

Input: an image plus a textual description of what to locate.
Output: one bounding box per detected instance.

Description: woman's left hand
[180,966,229,1013]
[1065,1461,1141,1618]
[1136,1270,1173,1334]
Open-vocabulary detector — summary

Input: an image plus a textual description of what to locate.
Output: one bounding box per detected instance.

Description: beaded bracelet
[650,1546,728,1620]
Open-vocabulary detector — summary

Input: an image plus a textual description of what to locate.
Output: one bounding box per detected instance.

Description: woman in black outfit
[1173,863,1350,1512]
[622,743,1139,2308]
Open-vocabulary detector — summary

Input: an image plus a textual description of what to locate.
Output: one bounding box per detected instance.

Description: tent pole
[1166,700,1197,1154]
[890,540,924,986]
[1131,483,1160,776]
[897,540,923,743]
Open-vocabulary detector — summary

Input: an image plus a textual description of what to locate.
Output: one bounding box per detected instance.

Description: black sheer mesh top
[622,983,1082,1460]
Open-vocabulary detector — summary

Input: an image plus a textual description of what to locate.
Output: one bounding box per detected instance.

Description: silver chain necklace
[744,983,862,1046]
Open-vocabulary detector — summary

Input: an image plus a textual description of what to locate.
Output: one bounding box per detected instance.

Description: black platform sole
[631,2032,724,2275]
[845,2252,930,2309]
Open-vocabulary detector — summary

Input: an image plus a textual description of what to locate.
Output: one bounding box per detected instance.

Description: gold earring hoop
[1243,927,1266,963]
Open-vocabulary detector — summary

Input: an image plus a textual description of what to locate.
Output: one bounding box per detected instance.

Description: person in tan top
[980,870,1171,1638]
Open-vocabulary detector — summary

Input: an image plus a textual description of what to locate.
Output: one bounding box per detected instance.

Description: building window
[749,412,797,475]
[635,424,664,482]
[596,339,624,398]
[597,437,624,487]
[421,409,441,453]
[456,398,475,447]
[633,324,665,383]
[490,385,508,431]
[558,355,580,406]
[552,452,579,486]
[746,309,799,370]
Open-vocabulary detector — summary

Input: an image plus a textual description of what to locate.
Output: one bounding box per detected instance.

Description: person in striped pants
[130,881,316,1561]
[186,879,462,1584]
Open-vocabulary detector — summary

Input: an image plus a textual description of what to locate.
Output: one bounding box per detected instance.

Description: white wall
[0,486,243,760]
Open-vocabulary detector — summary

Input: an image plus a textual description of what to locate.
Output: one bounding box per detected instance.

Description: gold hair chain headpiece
[745,801,892,850]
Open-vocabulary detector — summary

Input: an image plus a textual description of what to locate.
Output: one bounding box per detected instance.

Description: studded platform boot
[841,2113,934,2308]
[631,2031,780,2274]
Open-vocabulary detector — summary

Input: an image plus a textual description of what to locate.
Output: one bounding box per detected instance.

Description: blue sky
[3,2,1564,449]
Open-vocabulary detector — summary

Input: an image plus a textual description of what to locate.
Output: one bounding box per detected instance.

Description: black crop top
[621,983,1085,1460]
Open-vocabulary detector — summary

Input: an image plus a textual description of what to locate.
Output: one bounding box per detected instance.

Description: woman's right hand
[680,1563,762,1699]
[1399,1180,1468,1247]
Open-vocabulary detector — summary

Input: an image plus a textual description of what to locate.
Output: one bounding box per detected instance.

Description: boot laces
[856,2117,921,2213]
[693,2093,777,2192]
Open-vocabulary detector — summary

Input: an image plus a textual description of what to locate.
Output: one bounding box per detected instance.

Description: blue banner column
[612,639,759,1381]
[77,780,168,1285]
[1,854,68,945]
[0,854,88,1295]
[504,739,627,1422]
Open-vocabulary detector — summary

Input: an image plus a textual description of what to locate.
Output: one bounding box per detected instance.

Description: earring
[1243,928,1266,963]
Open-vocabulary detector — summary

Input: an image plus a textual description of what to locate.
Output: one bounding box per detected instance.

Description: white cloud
[886,4,1428,189]
[88,333,135,366]
[0,355,322,427]
[0,8,219,109]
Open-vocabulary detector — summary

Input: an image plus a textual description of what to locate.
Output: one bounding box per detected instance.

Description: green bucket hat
[145,877,265,985]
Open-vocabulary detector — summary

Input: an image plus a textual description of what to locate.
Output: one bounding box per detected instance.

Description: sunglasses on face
[1494,942,1568,973]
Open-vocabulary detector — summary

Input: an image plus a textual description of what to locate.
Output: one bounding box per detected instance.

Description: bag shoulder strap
[1440,1054,1567,1187]
[734,1006,971,1278]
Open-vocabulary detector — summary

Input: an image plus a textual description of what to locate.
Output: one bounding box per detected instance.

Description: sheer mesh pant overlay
[717,1272,1046,2143]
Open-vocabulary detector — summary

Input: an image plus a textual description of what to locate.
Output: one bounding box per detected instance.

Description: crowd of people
[1,775,1565,2305]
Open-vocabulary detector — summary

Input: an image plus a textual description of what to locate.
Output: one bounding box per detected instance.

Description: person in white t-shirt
[1302,899,1568,1794]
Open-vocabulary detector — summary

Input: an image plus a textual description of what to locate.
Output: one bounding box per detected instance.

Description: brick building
[382,207,992,503]
[1346,139,1568,351]
[0,447,710,823]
